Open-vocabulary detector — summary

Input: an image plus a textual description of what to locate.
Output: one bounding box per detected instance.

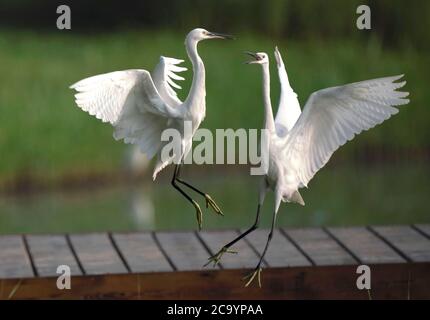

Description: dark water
[0,163,429,234]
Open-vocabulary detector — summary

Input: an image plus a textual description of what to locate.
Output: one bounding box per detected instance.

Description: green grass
[0,29,428,182]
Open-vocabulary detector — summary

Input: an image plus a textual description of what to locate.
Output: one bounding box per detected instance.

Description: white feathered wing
[70,57,187,179]
[284,75,409,189]
[150,57,188,178]
[274,47,302,137]
[152,56,187,108]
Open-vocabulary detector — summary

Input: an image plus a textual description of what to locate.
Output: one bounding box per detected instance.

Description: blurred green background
[0,0,429,233]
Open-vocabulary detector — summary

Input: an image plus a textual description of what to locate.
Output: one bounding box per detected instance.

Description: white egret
[207,47,409,287]
[70,28,233,229]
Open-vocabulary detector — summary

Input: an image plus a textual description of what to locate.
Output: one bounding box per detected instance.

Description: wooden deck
[0,225,430,299]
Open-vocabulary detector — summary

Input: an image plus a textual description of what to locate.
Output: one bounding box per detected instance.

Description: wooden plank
[3,263,430,300]
[113,232,172,273]
[199,230,264,269]
[69,233,128,275]
[285,228,357,266]
[243,229,311,267]
[25,235,82,277]
[328,227,405,264]
[414,224,430,238]
[372,226,430,262]
[156,231,212,271]
[0,236,34,279]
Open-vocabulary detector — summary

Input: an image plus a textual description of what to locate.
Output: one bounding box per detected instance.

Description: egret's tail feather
[152,158,171,180]
[286,190,305,206]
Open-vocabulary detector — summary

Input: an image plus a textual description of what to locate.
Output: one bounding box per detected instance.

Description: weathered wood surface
[371,225,430,262]
[155,231,214,271]
[285,228,357,266]
[112,232,172,273]
[415,224,430,238]
[26,235,82,277]
[69,233,128,275]
[0,235,34,279]
[327,227,405,264]
[0,225,429,299]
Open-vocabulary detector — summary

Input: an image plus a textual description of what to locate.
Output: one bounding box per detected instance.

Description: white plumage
[273,46,301,136]
[284,74,408,189]
[208,48,410,287]
[70,28,232,179]
[70,69,176,161]
[151,56,187,108]
[246,49,409,208]
[70,28,232,229]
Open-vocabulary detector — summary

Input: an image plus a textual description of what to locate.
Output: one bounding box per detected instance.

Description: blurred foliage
[0,0,429,50]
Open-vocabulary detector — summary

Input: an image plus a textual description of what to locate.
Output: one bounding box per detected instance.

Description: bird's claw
[192,200,203,230]
[243,267,263,288]
[204,247,237,267]
[205,194,223,216]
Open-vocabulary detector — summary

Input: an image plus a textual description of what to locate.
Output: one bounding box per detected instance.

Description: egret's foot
[243,266,263,288]
[205,194,223,216]
[192,200,203,230]
[204,247,237,267]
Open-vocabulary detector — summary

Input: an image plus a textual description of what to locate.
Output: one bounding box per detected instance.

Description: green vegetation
[0,29,428,184]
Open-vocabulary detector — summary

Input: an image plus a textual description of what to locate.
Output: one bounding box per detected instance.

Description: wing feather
[151,56,187,108]
[285,75,409,187]
[274,47,302,137]
[70,69,178,123]
[70,69,177,160]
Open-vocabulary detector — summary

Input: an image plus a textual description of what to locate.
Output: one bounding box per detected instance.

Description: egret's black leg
[223,204,261,248]
[254,220,275,268]
[171,164,203,230]
[243,207,278,288]
[205,204,262,267]
[175,164,223,215]
[175,164,204,196]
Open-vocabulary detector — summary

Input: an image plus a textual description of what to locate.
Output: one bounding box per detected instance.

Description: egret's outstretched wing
[152,56,187,108]
[70,69,178,124]
[285,75,409,187]
[274,47,302,138]
[70,69,178,159]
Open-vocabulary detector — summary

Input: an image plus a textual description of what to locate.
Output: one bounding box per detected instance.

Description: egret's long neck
[184,39,205,110]
[261,63,275,132]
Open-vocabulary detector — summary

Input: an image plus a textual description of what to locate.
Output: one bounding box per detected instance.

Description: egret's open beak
[244,51,260,64]
[208,32,234,40]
